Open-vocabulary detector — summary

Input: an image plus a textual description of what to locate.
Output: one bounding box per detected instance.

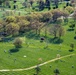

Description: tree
[62,10,69,22]
[0,20,7,36]
[29,0,34,6]
[57,18,64,24]
[5,1,10,8]
[18,20,30,33]
[0,0,7,5]
[58,26,65,39]
[41,11,52,22]
[51,9,63,22]
[69,24,75,30]
[5,16,16,23]
[34,65,41,75]
[15,16,26,22]
[65,6,74,14]
[6,23,19,36]
[50,24,65,38]
[0,20,4,33]
[38,0,45,10]
[54,68,60,75]
[50,24,60,38]
[71,0,75,3]
[70,43,74,50]
[22,1,28,8]
[13,38,23,48]
[14,0,17,3]
[62,10,69,18]
[72,12,76,21]
[41,11,52,36]
[45,0,51,10]
[70,0,76,7]
[25,12,44,34]
[54,0,59,8]
[69,19,75,30]
[26,12,42,21]
[30,20,44,35]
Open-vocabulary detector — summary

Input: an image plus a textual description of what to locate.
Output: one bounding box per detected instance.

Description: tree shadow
[0,31,41,43]
[25,31,40,40]
[48,37,63,44]
[67,29,74,31]
[69,49,74,52]
[74,36,76,39]
[9,48,19,53]
[2,37,14,42]
[55,60,59,63]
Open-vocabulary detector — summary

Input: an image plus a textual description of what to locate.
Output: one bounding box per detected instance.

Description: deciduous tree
[54,68,60,75]
[6,23,19,36]
[13,38,23,48]
[70,43,74,50]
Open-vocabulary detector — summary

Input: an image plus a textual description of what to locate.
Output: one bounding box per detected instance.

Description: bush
[65,6,74,14]
[13,38,23,48]
[70,43,74,50]
[74,36,76,39]
[69,24,75,29]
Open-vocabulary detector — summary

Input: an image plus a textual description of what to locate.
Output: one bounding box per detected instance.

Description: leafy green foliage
[13,38,23,48]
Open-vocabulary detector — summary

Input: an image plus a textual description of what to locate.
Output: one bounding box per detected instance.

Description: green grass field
[0,0,76,75]
[0,22,76,75]
[0,0,67,18]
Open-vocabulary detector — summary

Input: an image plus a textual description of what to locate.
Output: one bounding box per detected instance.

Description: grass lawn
[0,22,76,74]
[0,0,76,75]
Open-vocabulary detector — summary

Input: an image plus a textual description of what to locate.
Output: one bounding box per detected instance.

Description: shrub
[65,6,74,14]
[13,38,23,48]
[70,43,74,50]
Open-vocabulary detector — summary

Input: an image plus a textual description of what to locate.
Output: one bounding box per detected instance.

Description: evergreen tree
[54,0,59,8]
[45,0,51,10]
[0,0,7,5]
[38,0,45,11]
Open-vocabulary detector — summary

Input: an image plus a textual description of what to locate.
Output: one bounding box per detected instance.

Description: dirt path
[0,54,75,72]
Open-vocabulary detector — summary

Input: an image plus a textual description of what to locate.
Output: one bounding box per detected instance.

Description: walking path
[0,54,75,72]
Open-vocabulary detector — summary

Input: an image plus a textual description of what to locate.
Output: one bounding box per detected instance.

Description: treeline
[0,8,76,38]
[0,0,76,11]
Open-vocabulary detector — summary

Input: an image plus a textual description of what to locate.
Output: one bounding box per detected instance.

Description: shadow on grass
[9,48,19,53]
[0,31,40,43]
[67,29,74,31]
[25,31,40,40]
[74,36,76,39]
[2,37,14,42]
[55,60,59,63]
[48,37,63,44]
[69,49,74,52]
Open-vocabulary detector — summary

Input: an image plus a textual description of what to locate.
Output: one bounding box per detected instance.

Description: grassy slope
[0,22,76,75]
[0,0,76,75]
